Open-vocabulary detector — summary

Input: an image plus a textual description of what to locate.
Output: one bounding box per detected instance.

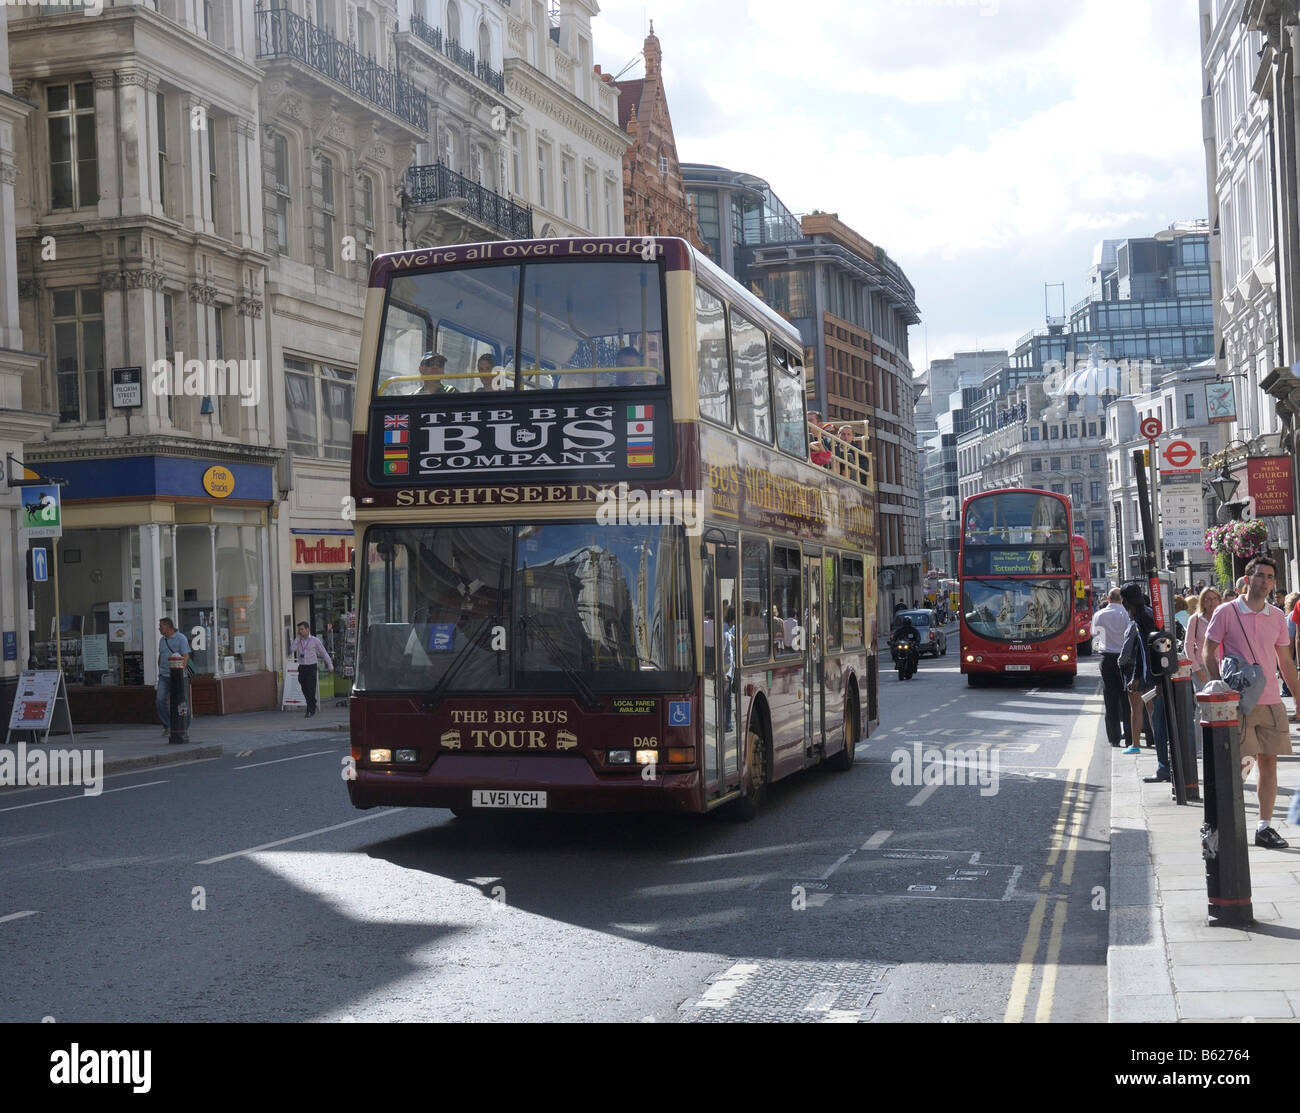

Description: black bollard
[168,653,189,745]
[1170,658,1201,804]
[1197,689,1252,926]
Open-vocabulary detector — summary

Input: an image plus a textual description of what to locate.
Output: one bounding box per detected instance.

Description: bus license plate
[472,790,547,809]
[1004,664,1030,672]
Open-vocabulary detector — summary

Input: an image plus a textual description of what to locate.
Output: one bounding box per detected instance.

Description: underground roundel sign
[1161,439,1196,470]
[1139,416,1162,440]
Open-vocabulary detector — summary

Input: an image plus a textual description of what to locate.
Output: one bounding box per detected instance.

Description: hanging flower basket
[1204,520,1268,559]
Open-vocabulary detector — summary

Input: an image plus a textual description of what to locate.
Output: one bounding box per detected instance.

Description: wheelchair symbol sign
[668,701,690,726]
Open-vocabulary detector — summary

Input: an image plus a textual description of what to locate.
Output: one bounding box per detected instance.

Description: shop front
[289,529,355,699]
[26,451,277,721]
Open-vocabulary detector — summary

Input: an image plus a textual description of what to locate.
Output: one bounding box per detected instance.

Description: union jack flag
[383,414,409,429]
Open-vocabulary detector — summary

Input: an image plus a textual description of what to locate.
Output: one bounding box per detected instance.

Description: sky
[592,0,1208,372]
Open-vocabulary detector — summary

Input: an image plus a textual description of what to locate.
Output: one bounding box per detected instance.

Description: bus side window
[696,285,731,426]
[824,552,840,651]
[772,346,806,457]
[841,557,864,649]
[773,545,801,657]
[732,310,772,443]
[740,536,770,663]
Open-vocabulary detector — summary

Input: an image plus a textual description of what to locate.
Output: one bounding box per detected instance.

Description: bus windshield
[355,522,693,693]
[375,260,666,396]
[961,578,1072,643]
[963,491,1070,546]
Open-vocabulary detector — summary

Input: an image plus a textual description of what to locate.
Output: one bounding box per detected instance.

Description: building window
[447,0,461,43]
[1070,455,1082,470]
[659,153,669,175]
[156,92,167,211]
[48,81,98,210]
[207,121,218,228]
[1071,482,1083,505]
[1090,481,1103,503]
[285,358,354,460]
[1184,393,1195,420]
[583,169,593,231]
[1088,422,1096,438]
[603,179,613,233]
[1051,483,1064,495]
[272,133,290,256]
[561,155,572,220]
[1031,458,1042,473]
[1068,424,1077,438]
[537,140,549,209]
[1030,427,1039,441]
[1050,456,1060,471]
[478,20,491,66]
[1091,519,1106,557]
[52,288,105,424]
[511,129,523,195]
[320,155,335,272]
[1050,426,1059,439]
[1090,453,1100,468]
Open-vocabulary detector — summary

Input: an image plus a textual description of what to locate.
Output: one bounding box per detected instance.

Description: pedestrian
[1185,586,1222,689]
[1092,587,1132,748]
[1118,583,1171,778]
[155,617,191,737]
[1283,591,1300,698]
[293,620,334,719]
[1203,555,1300,849]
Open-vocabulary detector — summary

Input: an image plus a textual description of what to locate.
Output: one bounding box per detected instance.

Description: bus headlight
[395,749,419,763]
[369,748,392,763]
[607,750,633,765]
[635,749,658,765]
[965,655,975,663]
[1061,652,1070,661]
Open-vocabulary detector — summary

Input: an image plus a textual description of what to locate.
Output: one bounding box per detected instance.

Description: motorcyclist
[890,616,920,679]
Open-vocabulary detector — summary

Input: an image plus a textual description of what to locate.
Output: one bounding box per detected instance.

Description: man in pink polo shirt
[1204,555,1300,849]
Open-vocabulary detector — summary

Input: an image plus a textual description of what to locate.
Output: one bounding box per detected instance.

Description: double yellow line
[1004,695,1099,1023]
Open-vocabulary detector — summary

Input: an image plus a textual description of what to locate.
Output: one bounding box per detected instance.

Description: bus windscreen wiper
[519,613,599,710]
[423,615,496,712]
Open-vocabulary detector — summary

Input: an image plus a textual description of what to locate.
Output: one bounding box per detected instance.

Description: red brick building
[604,24,705,250]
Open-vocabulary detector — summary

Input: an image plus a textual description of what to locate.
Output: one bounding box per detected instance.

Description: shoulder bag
[1220,606,1266,716]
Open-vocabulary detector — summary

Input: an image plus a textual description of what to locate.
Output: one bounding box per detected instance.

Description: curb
[1107,745,1179,1022]
[102,744,225,777]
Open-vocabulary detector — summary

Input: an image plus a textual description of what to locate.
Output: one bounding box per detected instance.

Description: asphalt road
[0,649,1111,1023]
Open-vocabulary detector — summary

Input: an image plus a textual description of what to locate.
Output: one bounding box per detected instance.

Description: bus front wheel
[826,693,859,773]
[729,727,769,821]
[967,673,987,688]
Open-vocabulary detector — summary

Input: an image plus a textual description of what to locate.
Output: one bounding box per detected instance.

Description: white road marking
[694,963,760,1009]
[0,780,166,813]
[1002,864,1024,901]
[861,830,892,849]
[907,782,940,806]
[817,849,856,880]
[197,809,407,864]
[234,749,335,770]
[0,910,39,924]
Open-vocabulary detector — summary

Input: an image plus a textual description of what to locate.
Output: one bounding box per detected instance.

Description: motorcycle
[893,638,918,681]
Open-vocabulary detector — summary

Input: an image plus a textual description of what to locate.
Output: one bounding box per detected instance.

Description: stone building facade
[610,24,704,249]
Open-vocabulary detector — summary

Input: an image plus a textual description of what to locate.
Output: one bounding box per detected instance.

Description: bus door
[804,551,824,756]
[702,539,740,797]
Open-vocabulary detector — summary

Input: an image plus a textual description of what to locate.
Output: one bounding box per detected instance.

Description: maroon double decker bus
[347,236,879,818]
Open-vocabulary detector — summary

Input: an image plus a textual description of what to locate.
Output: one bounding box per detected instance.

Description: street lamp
[1209,464,1239,506]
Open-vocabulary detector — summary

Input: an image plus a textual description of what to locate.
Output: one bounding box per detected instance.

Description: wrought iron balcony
[405,163,533,240]
[477,60,505,93]
[410,13,442,51]
[445,37,476,74]
[255,5,428,132]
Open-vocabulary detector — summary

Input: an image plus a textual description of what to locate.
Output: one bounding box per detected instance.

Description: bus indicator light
[666,748,695,764]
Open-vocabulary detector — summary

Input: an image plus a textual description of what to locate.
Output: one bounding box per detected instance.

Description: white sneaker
[161,727,170,737]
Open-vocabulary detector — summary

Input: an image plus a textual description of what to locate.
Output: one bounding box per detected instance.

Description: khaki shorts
[1238,702,1293,757]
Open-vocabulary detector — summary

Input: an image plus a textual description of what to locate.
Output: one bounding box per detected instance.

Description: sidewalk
[2,700,350,780]
[1110,702,1300,1022]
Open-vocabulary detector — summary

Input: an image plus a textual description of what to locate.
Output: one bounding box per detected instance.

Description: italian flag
[627,405,653,420]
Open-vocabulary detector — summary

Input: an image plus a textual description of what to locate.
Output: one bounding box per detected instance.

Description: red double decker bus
[345,237,878,819]
[1071,534,1093,656]
[958,488,1077,685]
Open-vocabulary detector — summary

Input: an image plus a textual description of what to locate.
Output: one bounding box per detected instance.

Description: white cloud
[595,0,1205,362]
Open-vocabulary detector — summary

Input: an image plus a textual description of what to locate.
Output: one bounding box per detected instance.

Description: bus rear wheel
[729,727,768,821]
